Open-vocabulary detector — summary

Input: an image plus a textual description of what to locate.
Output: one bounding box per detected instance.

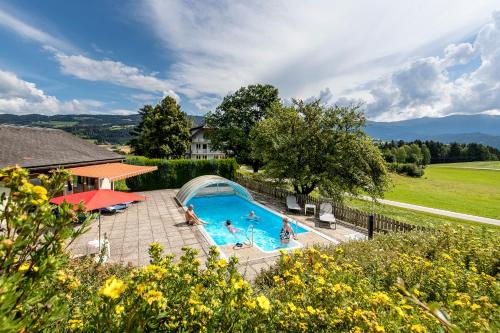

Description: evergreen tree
[129,97,190,159]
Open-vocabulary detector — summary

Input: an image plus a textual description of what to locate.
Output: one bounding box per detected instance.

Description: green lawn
[431,161,500,169]
[347,198,500,231]
[384,162,500,219]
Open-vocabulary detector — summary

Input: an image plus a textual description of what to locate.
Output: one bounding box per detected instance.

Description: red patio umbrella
[51,190,146,250]
[50,189,145,211]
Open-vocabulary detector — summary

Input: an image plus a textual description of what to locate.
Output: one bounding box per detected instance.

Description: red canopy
[50,189,145,211]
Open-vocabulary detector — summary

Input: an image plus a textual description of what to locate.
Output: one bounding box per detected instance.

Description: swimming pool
[186,195,308,252]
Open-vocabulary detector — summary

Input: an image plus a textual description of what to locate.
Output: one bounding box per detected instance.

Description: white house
[188,125,225,160]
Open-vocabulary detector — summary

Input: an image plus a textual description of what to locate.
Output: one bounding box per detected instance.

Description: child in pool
[226,220,238,234]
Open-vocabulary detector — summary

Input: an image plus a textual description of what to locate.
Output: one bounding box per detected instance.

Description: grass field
[347,198,500,230]
[384,162,500,219]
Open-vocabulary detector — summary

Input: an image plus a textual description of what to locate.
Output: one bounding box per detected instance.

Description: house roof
[67,163,157,181]
[0,125,123,170]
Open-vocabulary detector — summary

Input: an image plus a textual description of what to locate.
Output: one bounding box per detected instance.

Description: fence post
[368,214,374,239]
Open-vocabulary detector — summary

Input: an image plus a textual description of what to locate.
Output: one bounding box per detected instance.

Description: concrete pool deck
[68,188,365,280]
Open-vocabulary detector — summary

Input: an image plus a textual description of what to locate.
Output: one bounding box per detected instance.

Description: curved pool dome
[175,175,253,206]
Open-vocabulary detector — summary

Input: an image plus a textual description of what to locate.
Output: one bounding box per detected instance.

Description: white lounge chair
[286,196,302,213]
[319,203,336,229]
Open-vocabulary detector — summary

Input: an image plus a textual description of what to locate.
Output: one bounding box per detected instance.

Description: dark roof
[0,125,123,170]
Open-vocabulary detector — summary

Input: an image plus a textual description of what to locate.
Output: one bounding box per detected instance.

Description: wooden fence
[236,175,428,235]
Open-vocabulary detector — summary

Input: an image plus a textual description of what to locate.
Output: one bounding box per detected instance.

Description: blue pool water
[187,195,307,251]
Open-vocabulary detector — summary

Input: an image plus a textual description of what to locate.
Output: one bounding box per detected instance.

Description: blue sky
[0,0,499,120]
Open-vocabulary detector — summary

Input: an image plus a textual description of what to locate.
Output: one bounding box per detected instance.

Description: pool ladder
[245,224,254,247]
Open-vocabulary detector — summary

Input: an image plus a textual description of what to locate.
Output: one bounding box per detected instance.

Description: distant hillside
[365,114,500,148]
[0,114,205,145]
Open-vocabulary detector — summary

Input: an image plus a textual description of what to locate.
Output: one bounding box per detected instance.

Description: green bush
[2,166,499,332]
[388,162,425,177]
[125,157,238,191]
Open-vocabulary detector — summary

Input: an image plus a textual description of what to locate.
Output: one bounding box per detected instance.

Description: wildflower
[245,300,256,309]
[99,276,126,299]
[374,324,385,332]
[452,300,464,307]
[18,263,37,272]
[115,305,125,315]
[32,185,48,200]
[68,278,81,290]
[306,306,316,315]
[194,283,204,293]
[68,319,83,330]
[145,289,165,306]
[287,302,297,312]
[256,295,270,312]
[441,253,452,260]
[298,322,307,330]
[216,259,227,268]
[410,324,426,332]
[470,303,481,310]
[371,291,391,306]
[233,279,247,290]
[1,239,13,249]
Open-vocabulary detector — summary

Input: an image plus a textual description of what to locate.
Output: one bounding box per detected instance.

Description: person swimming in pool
[280,217,297,244]
[226,220,238,234]
[246,210,260,222]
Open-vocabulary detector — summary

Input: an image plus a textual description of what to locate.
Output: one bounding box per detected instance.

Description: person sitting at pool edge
[280,217,297,244]
[226,220,238,234]
[185,204,206,225]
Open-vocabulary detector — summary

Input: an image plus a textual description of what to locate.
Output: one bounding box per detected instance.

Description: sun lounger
[319,203,336,229]
[101,203,127,214]
[286,196,302,213]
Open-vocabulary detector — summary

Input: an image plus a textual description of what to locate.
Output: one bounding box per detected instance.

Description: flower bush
[1,166,499,332]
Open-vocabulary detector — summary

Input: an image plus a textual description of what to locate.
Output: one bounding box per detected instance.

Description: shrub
[388,162,425,177]
[2,166,498,332]
[125,157,238,191]
[0,166,91,331]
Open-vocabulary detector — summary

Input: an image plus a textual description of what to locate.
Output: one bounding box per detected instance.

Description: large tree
[129,96,191,159]
[205,84,279,171]
[250,100,389,200]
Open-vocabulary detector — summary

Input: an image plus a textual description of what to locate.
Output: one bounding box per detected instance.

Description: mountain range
[0,113,499,148]
[365,115,500,148]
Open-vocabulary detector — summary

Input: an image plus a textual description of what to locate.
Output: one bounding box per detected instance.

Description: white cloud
[53,52,177,97]
[0,7,76,53]
[0,69,121,115]
[336,10,500,121]
[141,0,499,114]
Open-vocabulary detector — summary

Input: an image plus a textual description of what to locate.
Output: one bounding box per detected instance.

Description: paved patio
[69,188,365,280]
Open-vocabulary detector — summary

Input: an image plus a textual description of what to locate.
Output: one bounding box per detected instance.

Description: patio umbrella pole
[98,209,101,252]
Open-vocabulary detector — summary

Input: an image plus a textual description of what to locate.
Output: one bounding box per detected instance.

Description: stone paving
[69,189,365,281]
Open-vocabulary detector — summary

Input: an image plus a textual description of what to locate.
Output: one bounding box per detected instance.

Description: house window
[203,144,207,150]
[196,144,201,149]
[203,155,208,160]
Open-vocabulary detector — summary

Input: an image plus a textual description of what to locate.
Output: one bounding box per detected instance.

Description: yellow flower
[287,302,297,312]
[115,305,125,315]
[233,279,247,290]
[470,303,481,310]
[245,300,256,309]
[317,276,325,285]
[411,324,426,332]
[452,300,464,307]
[99,276,126,299]
[68,278,81,290]
[306,306,316,315]
[145,289,164,305]
[374,324,385,332]
[33,185,48,200]
[256,295,270,312]
[440,253,452,260]
[68,319,83,330]
[18,263,37,272]
[216,259,227,268]
[194,283,204,293]
[371,292,391,306]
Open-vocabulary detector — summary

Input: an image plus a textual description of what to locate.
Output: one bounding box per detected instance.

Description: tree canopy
[204,84,279,171]
[250,100,389,199]
[129,96,191,159]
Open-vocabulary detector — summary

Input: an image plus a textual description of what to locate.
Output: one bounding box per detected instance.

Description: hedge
[387,162,425,177]
[125,156,238,191]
